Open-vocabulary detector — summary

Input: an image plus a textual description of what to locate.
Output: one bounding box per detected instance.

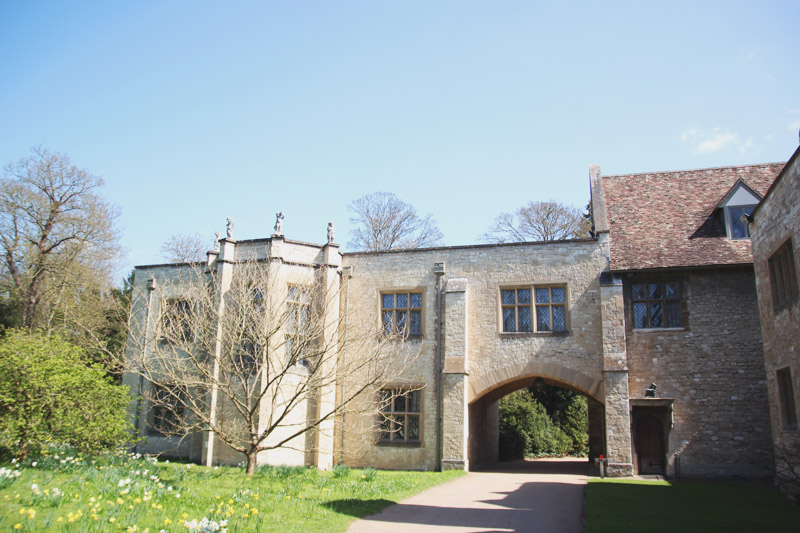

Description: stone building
[124,159,786,479]
[750,145,800,493]
[591,161,783,478]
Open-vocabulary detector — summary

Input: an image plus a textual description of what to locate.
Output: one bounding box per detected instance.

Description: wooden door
[636,414,665,475]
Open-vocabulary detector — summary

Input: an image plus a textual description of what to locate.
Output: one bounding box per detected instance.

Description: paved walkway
[347,458,588,533]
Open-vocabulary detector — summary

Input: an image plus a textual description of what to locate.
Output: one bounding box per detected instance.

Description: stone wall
[623,268,773,478]
[340,239,612,471]
[751,148,800,494]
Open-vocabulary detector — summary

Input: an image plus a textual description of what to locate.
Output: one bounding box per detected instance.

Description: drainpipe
[433,262,446,471]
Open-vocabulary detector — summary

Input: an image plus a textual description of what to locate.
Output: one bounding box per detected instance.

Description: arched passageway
[467,368,606,471]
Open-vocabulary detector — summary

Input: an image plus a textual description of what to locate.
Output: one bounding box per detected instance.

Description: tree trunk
[245,451,257,475]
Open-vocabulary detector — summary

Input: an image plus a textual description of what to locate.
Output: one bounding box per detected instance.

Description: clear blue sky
[1,1,798,277]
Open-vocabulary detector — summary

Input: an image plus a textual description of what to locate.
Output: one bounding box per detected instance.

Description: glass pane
[409,310,422,335]
[501,290,516,305]
[394,415,404,441]
[379,389,391,412]
[379,422,390,441]
[407,415,420,441]
[649,283,662,300]
[410,293,422,308]
[535,288,550,303]
[552,306,565,331]
[650,303,663,328]
[393,394,406,413]
[536,306,551,331]
[517,289,531,304]
[299,305,310,328]
[632,284,646,300]
[665,282,679,299]
[633,302,648,328]
[518,306,532,332]
[382,294,394,309]
[729,206,751,239]
[551,287,566,303]
[503,307,516,332]
[407,390,420,412]
[396,310,407,331]
[382,311,393,334]
[288,286,298,300]
[666,301,681,327]
[396,293,408,309]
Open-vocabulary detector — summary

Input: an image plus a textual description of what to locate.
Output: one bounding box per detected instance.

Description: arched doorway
[467,370,605,470]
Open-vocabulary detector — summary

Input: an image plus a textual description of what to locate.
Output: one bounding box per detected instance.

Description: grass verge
[0,450,464,532]
[587,478,800,533]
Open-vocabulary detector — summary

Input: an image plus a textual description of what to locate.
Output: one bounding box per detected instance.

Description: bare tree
[0,147,120,331]
[126,260,418,474]
[347,192,444,251]
[160,233,208,263]
[481,200,590,243]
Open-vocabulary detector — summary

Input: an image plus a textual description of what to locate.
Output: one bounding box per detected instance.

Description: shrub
[498,389,574,459]
[0,330,132,458]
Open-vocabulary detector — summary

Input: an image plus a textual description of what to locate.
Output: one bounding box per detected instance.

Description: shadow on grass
[587,480,800,533]
[322,498,396,518]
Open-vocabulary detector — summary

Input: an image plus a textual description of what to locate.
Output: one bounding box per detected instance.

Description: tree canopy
[160,233,209,263]
[482,200,591,243]
[0,147,121,332]
[347,192,444,251]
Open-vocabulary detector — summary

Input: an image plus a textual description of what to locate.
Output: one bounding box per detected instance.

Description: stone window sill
[632,327,685,333]
[375,440,422,448]
[499,331,569,338]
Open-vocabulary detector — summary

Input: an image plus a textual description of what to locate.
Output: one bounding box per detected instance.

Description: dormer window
[718,181,761,240]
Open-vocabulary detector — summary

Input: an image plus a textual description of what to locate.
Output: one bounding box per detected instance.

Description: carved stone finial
[214,232,221,252]
[226,218,234,239]
[327,222,335,244]
[274,212,284,236]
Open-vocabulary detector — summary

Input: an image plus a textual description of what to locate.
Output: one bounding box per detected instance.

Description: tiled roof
[602,162,785,271]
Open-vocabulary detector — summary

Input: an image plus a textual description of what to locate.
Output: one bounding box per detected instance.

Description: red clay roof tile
[602,162,784,271]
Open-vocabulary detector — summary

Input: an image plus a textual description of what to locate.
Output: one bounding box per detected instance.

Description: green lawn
[0,449,463,532]
[587,478,800,533]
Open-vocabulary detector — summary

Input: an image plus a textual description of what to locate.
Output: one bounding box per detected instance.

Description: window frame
[499,284,569,335]
[377,387,422,445]
[380,289,425,339]
[158,298,194,345]
[724,204,756,240]
[146,382,187,437]
[768,239,799,312]
[285,284,314,366]
[776,367,798,430]
[631,281,683,330]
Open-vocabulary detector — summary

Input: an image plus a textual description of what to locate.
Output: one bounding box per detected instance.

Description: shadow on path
[473,457,591,476]
[344,458,588,533]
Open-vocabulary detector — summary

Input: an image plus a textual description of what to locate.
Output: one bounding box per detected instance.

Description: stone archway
[465,361,606,470]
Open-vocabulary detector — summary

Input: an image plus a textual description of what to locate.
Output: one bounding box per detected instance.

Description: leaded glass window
[501,288,532,332]
[378,388,421,443]
[381,292,423,337]
[768,239,799,311]
[535,286,566,332]
[159,299,193,345]
[632,282,682,329]
[147,383,187,436]
[286,285,312,365]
